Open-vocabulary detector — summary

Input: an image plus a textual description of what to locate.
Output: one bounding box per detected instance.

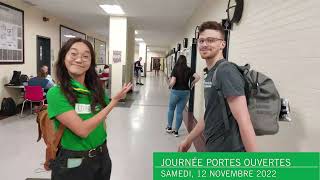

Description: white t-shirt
[46,74,55,85]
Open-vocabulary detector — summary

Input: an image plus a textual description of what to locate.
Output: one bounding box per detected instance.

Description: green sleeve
[47,86,74,119]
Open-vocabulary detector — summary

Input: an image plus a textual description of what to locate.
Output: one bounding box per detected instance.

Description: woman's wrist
[110,99,119,105]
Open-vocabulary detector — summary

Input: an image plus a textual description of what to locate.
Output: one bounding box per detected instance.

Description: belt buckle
[88,148,96,158]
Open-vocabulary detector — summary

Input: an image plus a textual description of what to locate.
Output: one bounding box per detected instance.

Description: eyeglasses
[198,37,223,45]
[68,51,91,62]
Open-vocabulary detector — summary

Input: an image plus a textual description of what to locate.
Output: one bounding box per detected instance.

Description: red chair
[20,86,46,117]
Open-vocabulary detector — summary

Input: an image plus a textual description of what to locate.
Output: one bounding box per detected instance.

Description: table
[4,84,25,104]
[4,85,24,89]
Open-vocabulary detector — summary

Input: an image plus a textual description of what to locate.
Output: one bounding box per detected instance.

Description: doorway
[36,36,51,74]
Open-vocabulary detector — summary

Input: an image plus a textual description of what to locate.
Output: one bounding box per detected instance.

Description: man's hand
[112,83,133,101]
[178,139,192,152]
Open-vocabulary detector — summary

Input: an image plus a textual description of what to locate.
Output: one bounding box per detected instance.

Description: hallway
[0,72,195,180]
[108,72,196,180]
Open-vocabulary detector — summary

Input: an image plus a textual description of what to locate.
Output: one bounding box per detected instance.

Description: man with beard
[178,21,257,152]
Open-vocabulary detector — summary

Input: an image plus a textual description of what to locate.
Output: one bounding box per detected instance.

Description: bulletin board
[0,2,24,64]
[60,25,86,47]
[94,38,106,65]
[87,36,94,49]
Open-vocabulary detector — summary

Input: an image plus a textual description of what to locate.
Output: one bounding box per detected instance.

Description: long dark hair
[173,55,189,80]
[55,38,106,112]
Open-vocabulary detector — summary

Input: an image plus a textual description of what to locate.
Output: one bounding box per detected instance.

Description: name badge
[204,81,212,88]
[75,104,91,114]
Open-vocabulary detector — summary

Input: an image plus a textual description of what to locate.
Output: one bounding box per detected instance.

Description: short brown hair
[38,68,47,78]
[198,21,225,39]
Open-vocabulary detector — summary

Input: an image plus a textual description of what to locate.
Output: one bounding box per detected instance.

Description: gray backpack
[213,61,281,136]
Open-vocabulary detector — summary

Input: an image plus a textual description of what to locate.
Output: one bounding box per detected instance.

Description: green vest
[47,80,109,151]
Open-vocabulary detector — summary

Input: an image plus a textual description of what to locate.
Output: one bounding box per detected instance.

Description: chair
[20,86,46,117]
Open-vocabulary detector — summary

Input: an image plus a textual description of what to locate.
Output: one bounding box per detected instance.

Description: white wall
[109,16,127,97]
[0,0,107,103]
[229,0,320,151]
[173,0,320,151]
[138,42,146,76]
[134,49,139,61]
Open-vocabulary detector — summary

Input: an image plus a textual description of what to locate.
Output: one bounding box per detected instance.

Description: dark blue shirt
[28,77,52,90]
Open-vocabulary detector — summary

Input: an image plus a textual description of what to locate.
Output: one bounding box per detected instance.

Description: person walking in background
[166,55,200,137]
[178,21,257,152]
[134,57,144,85]
[154,59,161,76]
[47,37,132,180]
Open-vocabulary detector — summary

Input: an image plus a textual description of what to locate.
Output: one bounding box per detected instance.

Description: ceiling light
[99,4,125,15]
[135,30,138,35]
[135,38,144,42]
[64,35,76,38]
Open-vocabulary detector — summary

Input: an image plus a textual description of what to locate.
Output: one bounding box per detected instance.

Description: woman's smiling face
[64,42,92,77]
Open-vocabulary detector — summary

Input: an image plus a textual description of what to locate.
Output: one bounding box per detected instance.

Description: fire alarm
[43,17,49,22]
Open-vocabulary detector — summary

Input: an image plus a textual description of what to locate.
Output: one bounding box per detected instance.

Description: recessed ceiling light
[64,35,76,38]
[135,38,144,42]
[99,4,125,15]
[135,30,138,35]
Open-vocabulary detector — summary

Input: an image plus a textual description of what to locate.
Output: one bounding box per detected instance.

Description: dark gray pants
[51,145,112,180]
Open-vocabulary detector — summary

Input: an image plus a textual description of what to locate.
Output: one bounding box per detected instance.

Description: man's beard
[200,49,218,60]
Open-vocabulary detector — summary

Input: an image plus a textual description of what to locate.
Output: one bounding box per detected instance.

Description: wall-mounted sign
[94,38,106,65]
[0,2,24,64]
[112,50,121,64]
[87,36,94,48]
[60,25,86,47]
[222,19,232,30]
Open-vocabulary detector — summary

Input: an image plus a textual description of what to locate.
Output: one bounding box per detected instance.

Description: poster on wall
[0,2,24,64]
[112,50,121,64]
[60,25,86,47]
[94,38,106,65]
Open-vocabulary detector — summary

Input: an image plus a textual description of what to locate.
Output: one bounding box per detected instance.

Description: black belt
[60,141,108,158]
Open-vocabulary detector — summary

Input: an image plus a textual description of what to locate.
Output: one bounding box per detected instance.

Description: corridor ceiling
[23,0,204,53]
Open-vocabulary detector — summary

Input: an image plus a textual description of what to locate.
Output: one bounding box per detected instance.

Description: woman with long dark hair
[47,38,132,180]
[166,55,200,137]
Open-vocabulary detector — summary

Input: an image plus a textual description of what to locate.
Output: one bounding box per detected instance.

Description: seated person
[99,65,110,89]
[100,65,109,78]
[28,68,54,91]
[41,65,55,84]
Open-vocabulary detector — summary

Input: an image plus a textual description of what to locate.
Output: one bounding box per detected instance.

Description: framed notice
[112,50,121,64]
[87,36,94,49]
[60,25,86,48]
[94,38,106,65]
[0,2,24,64]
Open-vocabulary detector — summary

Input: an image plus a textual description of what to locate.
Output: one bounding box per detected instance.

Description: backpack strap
[53,125,65,148]
[212,61,230,131]
[44,124,64,170]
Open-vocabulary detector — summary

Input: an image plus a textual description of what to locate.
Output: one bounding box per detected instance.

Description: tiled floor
[0,72,195,180]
